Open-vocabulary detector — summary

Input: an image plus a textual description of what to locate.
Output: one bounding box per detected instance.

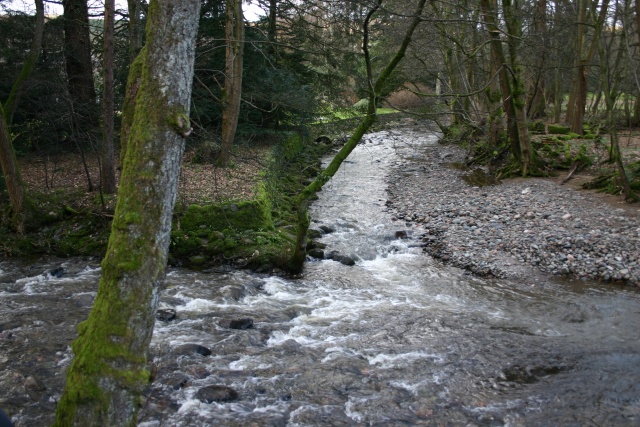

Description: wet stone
[327,252,356,266]
[156,308,177,322]
[319,225,335,234]
[48,267,65,278]
[229,318,254,330]
[196,385,239,403]
[308,229,323,239]
[308,248,325,259]
[164,373,189,390]
[173,344,211,357]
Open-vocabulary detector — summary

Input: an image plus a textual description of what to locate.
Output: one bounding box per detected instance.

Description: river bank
[385,124,640,287]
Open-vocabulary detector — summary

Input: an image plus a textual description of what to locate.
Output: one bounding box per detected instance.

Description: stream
[1,128,640,426]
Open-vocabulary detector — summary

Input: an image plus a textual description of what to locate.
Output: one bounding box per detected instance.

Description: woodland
[1,0,640,424]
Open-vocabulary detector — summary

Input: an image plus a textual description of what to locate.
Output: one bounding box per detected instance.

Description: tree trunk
[101,0,117,194]
[502,0,532,175]
[53,0,200,424]
[480,0,522,165]
[526,0,547,119]
[63,0,97,110]
[287,0,427,272]
[566,0,610,133]
[127,0,145,63]
[0,105,28,234]
[3,0,45,125]
[219,0,245,166]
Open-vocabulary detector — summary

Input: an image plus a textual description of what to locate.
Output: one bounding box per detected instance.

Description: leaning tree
[53,0,201,424]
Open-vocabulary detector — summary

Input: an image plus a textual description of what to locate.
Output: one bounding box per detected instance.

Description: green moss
[180,184,272,232]
[548,124,570,134]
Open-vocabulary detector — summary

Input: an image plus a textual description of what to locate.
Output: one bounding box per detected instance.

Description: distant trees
[0,0,45,232]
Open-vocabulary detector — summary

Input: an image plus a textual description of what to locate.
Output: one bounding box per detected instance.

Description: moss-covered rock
[548,124,570,135]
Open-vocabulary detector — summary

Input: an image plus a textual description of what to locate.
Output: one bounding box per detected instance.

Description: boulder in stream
[328,251,356,266]
[196,385,239,403]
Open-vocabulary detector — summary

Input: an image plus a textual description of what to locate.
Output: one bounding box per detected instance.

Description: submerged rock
[229,318,254,330]
[173,344,211,357]
[196,385,239,403]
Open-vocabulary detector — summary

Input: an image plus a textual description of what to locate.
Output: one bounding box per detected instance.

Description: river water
[1,128,640,426]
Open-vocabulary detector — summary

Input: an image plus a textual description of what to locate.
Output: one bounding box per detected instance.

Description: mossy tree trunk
[480,0,531,175]
[219,0,245,166]
[119,48,145,168]
[53,0,201,425]
[287,0,427,272]
[502,0,532,175]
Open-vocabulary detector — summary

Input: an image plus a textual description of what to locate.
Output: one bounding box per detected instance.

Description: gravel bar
[385,139,640,287]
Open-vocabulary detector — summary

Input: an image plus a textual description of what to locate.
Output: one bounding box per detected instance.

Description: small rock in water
[196,385,239,403]
[562,213,572,220]
[24,376,47,392]
[156,308,177,322]
[308,248,325,259]
[49,267,65,278]
[229,318,254,330]
[330,254,356,266]
[319,225,335,234]
[174,344,211,357]
[395,230,408,239]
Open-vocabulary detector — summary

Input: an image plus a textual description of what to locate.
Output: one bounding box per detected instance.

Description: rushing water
[1,128,640,426]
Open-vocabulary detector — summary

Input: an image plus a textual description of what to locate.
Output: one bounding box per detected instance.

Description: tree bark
[101,0,117,194]
[287,0,427,272]
[53,0,201,424]
[219,0,245,166]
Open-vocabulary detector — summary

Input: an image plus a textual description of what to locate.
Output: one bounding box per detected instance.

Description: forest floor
[20,145,271,212]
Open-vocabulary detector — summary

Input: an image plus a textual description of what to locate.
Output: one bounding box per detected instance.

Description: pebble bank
[385,136,640,287]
